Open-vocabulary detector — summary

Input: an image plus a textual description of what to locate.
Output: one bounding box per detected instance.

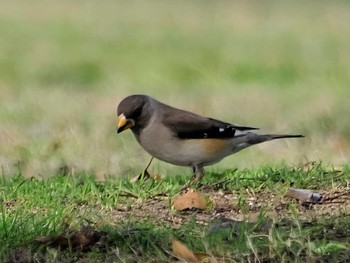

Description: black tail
[247,133,304,144]
[270,134,304,139]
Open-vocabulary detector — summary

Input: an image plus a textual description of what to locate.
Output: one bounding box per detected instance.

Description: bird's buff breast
[137,126,232,167]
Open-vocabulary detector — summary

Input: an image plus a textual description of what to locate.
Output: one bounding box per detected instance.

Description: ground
[2,163,350,262]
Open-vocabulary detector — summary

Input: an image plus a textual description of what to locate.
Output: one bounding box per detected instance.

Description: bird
[116,94,304,183]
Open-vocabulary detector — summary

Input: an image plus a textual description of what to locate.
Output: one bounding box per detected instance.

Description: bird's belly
[138,129,232,167]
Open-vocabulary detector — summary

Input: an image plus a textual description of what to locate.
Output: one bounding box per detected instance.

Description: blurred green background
[0,1,349,179]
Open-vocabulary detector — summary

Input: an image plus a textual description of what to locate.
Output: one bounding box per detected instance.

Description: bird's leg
[193,164,204,183]
[185,164,204,188]
[134,157,154,181]
[192,166,196,175]
[143,157,154,173]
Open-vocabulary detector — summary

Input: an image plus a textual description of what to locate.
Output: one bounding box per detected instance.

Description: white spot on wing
[235,129,250,136]
[219,128,225,132]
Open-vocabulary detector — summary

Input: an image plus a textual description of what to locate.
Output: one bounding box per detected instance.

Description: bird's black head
[116,95,151,133]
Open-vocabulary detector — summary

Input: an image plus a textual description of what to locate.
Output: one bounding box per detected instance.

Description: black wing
[161,108,258,139]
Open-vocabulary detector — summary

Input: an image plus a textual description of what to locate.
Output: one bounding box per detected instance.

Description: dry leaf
[172,189,206,211]
[36,235,70,247]
[35,227,106,249]
[193,252,210,261]
[171,238,199,262]
[171,238,210,262]
[285,188,322,203]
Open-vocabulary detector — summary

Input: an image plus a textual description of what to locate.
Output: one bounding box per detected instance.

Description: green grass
[1,164,349,262]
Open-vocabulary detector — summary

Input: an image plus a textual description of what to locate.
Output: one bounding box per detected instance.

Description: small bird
[116,95,303,183]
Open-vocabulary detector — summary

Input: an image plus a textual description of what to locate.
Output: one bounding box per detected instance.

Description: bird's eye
[131,107,143,119]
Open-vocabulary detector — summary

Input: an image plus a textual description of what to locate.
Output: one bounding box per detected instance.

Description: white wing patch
[234,129,251,136]
[219,128,225,132]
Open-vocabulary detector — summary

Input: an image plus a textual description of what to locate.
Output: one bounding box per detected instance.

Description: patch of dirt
[107,187,350,227]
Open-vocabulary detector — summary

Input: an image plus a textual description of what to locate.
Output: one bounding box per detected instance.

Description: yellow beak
[116,113,134,133]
